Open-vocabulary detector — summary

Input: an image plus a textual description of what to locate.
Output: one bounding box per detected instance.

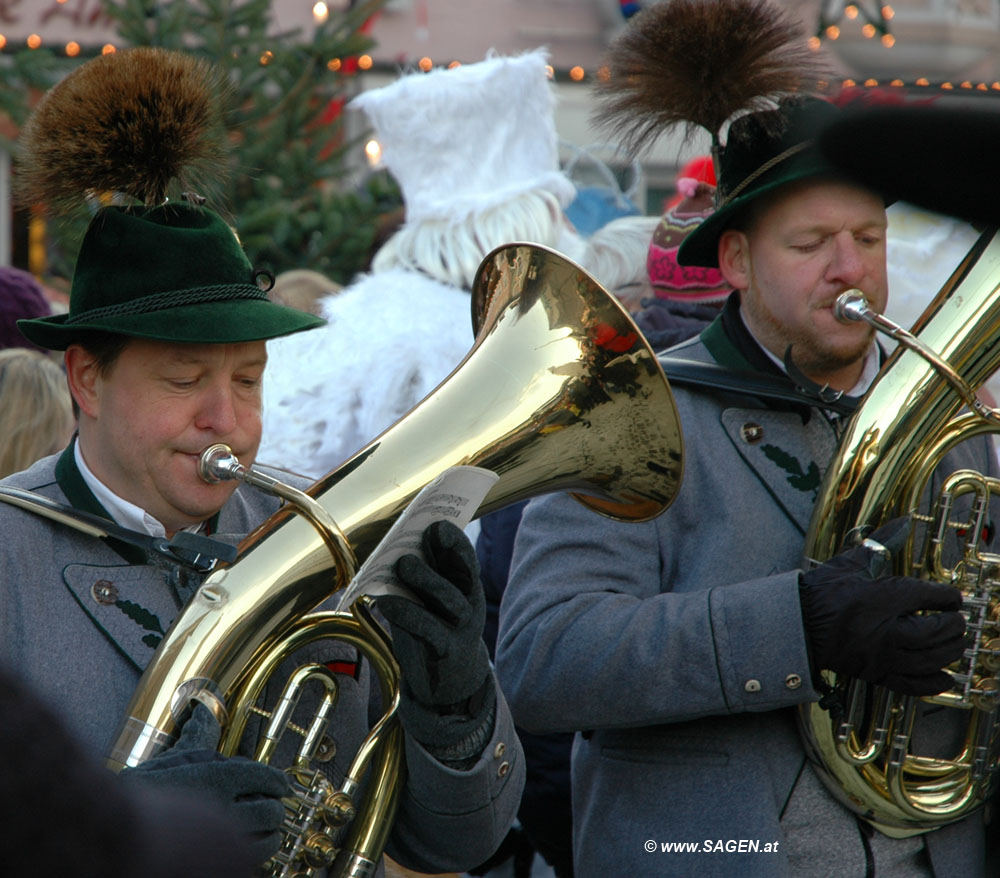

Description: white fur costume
[259,269,473,478]
[258,50,583,479]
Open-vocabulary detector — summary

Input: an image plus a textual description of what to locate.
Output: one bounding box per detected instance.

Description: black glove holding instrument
[119,702,290,865]
[377,520,496,768]
[799,517,966,696]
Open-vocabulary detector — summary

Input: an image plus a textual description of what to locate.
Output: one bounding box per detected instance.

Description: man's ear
[718,229,751,291]
[64,345,101,420]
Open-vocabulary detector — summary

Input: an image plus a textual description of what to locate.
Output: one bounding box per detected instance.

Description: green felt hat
[677,97,845,268]
[19,203,324,350]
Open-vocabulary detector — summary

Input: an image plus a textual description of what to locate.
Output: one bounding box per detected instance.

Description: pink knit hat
[647,178,730,303]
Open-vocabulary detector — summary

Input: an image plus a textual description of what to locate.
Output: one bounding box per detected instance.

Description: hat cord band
[718,141,812,209]
[66,284,269,324]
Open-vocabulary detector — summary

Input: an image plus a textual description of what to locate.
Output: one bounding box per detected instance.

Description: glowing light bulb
[27,33,41,49]
[862,23,876,37]
[65,41,80,57]
[365,139,382,167]
[327,58,341,72]
[313,2,329,22]
[845,5,858,18]
[418,56,432,71]
[102,43,116,54]
[807,36,821,51]
[358,54,373,70]
[569,66,584,82]
[882,5,894,20]
[881,33,895,47]
[825,25,840,39]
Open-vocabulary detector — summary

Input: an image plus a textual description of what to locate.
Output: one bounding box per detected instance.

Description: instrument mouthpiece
[198,444,241,484]
[834,290,871,324]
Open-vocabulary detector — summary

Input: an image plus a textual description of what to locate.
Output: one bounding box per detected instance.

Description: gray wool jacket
[0,443,523,875]
[497,316,997,878]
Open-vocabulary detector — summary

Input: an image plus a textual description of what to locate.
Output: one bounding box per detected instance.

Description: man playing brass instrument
[0,47,522,875]
[496,3,997,876]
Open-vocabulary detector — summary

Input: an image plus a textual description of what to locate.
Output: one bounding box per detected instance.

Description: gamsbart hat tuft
[13,47,324,351]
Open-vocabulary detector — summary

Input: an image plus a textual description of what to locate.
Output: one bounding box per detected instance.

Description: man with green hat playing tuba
[0,46,522,875]
[496,2,999,877]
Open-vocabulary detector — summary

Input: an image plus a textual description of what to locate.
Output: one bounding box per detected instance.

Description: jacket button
[493,742,506,759]
[740,423,763,444]
[497,761,510,778]
[745,679,761,693]
[92,579,119,604]
[785,673,803,690]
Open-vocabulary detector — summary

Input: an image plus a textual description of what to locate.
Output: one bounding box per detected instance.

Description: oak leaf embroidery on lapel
[114,598,166,649]
[761,443,821,499]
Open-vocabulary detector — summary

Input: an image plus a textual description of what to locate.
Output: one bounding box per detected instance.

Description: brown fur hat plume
[593,0,832,155]
[14,47,229,213]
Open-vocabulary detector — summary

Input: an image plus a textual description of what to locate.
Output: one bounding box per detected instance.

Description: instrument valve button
[323,791,357,827]
[92,579,118,604]
[740,423,764,444]
[494,742,506,759]
[497,760,511,778]
[785,673,803,690]
[744,679,762,693]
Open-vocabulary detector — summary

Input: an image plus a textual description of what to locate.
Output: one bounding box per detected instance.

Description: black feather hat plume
[14,47,230,214]
[593,0,832,157]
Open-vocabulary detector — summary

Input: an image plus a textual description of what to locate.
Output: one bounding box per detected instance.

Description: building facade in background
[1,0,998,265]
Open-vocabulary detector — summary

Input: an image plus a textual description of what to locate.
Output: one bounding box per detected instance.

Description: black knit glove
[799,519,966,696]
[377,520,495,754]
[119,704,290,865]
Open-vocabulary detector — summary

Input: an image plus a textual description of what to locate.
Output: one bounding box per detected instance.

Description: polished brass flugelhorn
[105,243,684,877]
[799,226,1000,834]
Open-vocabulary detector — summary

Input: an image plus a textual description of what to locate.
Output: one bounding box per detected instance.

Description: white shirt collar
[738,306,880,398]
[73,440,201,538]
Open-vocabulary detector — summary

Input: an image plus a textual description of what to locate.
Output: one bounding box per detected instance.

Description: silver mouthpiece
[833,289,871,324]
[197,443,241,484]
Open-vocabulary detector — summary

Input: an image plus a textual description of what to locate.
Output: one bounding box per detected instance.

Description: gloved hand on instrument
[118,703,290,865]
[377,520,496,768]
[798,517,966,696]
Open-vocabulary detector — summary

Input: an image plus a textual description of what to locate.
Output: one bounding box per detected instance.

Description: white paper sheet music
[334,465,499,610]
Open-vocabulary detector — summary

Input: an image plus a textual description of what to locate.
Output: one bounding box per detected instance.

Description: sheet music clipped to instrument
[334,465,499,610]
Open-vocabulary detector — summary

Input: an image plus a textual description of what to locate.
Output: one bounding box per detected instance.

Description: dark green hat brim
[19,297,324,350]
[677,151,836,268]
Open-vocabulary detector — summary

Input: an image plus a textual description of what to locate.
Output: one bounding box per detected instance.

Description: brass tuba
[798,226,1000,834]
[105,243,684,876]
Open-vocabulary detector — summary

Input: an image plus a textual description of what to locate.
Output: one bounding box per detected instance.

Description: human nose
[827,232,866,286]
[194,381,239,435]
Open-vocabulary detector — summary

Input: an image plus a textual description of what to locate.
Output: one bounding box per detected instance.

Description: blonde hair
[0,348,75,478]
[270,269,342,316]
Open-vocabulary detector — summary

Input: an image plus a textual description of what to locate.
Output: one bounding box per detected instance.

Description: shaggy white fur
[259,269,475,478]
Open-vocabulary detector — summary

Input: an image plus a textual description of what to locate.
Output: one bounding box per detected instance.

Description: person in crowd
[0,347,75,478]
[0,661,261,877]
[0,264,56,353]
[259,49,584,478]
[496,2,996,876]
[632,174,730,350]
[0,45,522,877]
